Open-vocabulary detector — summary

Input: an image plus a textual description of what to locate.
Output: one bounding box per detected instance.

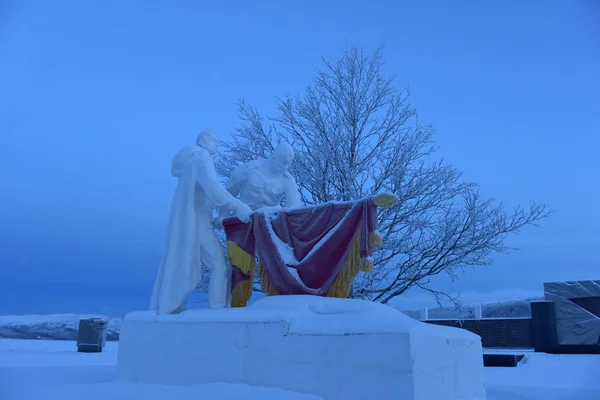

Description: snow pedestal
[116,296,486,400]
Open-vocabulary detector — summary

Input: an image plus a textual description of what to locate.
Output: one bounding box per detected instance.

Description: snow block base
[117,296,486,400]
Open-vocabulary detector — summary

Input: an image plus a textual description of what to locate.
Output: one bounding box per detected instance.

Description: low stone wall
[425,318,533,348]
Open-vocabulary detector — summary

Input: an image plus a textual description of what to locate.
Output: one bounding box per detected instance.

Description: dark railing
[426,318,533,348]
[413,301,599,354]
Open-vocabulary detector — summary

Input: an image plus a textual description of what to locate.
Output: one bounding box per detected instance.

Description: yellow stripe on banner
[231,279,253,308]
[227,241,254,275]
[227,240,256,308]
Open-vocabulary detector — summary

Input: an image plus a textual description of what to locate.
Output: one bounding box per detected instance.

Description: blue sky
[1,0,599,315]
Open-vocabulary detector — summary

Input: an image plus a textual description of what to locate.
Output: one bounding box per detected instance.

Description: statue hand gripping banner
[223,194,398,307]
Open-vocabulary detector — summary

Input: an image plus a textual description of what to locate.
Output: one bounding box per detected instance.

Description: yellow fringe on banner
[227,240,255,308]
[326,226,363,298]
[244,222,380,302]
[231,279,253,308]
[368,231,383,249]
[258,263,279,296]
[359,257,374,272]
[255,226,365,300]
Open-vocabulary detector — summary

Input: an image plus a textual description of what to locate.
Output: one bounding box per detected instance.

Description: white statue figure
[150,131,253,314]
[216,142,302,224]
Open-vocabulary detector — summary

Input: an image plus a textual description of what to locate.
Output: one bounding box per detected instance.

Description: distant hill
[0,292,254,341]
[0,314,121,341]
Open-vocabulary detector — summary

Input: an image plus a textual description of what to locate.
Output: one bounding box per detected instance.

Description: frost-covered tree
[215,46,552,304]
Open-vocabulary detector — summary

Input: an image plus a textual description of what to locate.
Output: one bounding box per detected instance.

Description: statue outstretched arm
[192,150,251,222]
[216,164,248,224]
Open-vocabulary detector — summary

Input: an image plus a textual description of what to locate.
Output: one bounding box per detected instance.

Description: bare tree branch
[218,45,553,305]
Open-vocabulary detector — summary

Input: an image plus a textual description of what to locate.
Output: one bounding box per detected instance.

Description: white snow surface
[1,338,598,399]
[264,212,300,266]
[0,339,322,399]
[122,295,478,340]
[248,294,478,337]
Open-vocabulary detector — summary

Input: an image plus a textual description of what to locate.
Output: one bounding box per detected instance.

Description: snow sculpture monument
[149,131,252,314]
[118,137,487,400]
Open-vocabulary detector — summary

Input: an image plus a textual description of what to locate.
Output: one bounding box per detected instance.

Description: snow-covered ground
[484,350,599,399]
[0,339,320,400]
[0,339,597,400]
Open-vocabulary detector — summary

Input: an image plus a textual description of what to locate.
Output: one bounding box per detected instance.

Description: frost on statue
[149,131,252,314]
[215,142,302,223]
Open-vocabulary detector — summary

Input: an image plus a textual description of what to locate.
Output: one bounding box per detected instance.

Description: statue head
[196,130,218,155]
[269,142,295,173]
